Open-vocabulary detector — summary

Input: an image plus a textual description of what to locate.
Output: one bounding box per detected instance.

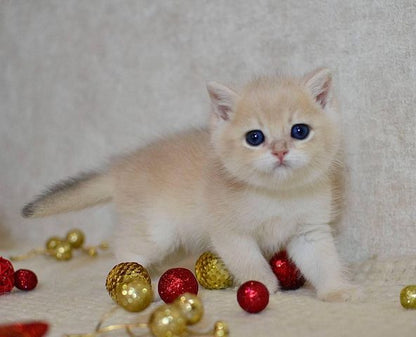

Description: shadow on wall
[0,212,15,249]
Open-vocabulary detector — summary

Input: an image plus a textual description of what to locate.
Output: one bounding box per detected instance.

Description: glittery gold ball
[173,293,203,325]
[105,262,152,301]
[149,304,187,337]
[86,247,97,257]
[54,241,73,261]
[400,285,416,309]
[195,252,233,289]
[45,236,64,250]
[214,321,229,337]
[66,229,85,249]
[116,279,153,312]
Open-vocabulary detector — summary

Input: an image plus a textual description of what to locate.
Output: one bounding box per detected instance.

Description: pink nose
[272,150,288,162]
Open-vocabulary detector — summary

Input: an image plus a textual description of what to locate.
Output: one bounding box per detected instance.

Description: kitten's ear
[303,68,333,109]
[207,81,239,121]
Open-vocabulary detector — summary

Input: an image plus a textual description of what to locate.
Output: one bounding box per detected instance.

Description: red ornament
[237,280,269,313]
[14,269,38,291]
[158,268,198,303]
[269,250,305,290]
[0,321,49,337]
[0,257,15,294]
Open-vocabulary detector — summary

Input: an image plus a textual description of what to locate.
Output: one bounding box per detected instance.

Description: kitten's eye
[245,130,265,146]
[291,124,310,140]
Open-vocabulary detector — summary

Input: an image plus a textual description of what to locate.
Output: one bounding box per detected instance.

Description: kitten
[22,68,354,301]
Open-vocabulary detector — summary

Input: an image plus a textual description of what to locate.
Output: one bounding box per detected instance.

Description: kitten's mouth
[269,161,293,180]
[274,161,289,169]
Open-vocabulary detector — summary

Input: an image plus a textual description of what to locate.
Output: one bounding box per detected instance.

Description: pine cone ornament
[195,252,233,289]
[105,262,151,301]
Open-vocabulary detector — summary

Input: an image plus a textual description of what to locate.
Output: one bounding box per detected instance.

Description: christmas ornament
[54,241,73,261]
[400,285,416,309]
[213,321,229,337]
[106,262,151,301]
[237,280,269,313]
[65,293,228,337]
[0,256,15,294]
[149,304,187,337]
[46,236,63,250]
[116,279,153,312]
[0,257,39,294]
[158,268,198,303]
[0,321,49,337]
[10,228,109,262]
[66,228,85,248]
[14,269,38,291]
[195,252,233,289]
[174,293,203,325]
[269,250,305,290]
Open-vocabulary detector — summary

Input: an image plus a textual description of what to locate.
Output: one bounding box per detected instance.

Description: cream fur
[23,68,353,300]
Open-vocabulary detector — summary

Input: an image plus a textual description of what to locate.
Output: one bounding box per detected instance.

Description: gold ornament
[400,285,416,309]
[10,228,108,262]
[83,242,109,257]
[46,236,64,250]
[149,304,187,337]
[64,293,228,337]
[195,252,233,289]
[173,293,203,325]
[213,321,229,337]
[106,262,152,301]
[85,247,97,257]
[66,229,85,248]
[116,279,153,312]
[54,241,73,261]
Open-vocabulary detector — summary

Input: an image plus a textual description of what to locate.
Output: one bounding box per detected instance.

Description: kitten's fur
[23,68,354,301]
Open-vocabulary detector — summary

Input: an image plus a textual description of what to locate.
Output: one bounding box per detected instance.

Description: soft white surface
[1,1,416,336]
[1,251,416,337]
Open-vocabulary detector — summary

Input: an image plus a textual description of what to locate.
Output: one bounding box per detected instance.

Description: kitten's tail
[21,171,113,218]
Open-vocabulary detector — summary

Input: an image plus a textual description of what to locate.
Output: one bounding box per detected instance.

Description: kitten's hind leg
[113,215,183,302]
[113,216,178,269]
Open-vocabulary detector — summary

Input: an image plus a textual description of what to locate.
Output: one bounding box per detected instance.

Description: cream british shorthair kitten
[22,68,354,301]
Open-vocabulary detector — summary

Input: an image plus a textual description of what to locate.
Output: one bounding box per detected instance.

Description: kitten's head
[207,68,341,190]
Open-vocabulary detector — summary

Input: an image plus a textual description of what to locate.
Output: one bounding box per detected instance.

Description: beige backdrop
[1,1,415,264]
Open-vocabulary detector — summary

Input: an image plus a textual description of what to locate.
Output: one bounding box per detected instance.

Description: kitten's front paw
[258,274,279,294]
[318,286,363,302]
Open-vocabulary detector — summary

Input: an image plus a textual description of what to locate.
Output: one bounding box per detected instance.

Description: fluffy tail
[22,171,113,218]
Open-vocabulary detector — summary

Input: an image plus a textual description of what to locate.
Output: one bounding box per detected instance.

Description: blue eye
[291,124,310,140]
[245,130,265,146]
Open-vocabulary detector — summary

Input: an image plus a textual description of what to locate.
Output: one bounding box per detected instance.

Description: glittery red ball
[269,250,305,290]
[158,268,198,303]
[237,280,269,313]
[0,256,15,294]
[14,269,38,291]
[0,321,49,337]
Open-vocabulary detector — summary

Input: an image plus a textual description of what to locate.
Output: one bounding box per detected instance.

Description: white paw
[263,277,280,294]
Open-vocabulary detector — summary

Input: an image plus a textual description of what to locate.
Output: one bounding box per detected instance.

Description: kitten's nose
[272,150,288,162]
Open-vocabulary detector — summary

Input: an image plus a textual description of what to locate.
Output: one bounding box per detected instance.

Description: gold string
[65,323,217,337]
[64,322,149,337]
[9,248,52,261]
[65,305,149,337]
[81,242,110,257]
[98,242,110,250]
[95,305,119,332]
[63,305,225,337]
[187,328,215,337]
